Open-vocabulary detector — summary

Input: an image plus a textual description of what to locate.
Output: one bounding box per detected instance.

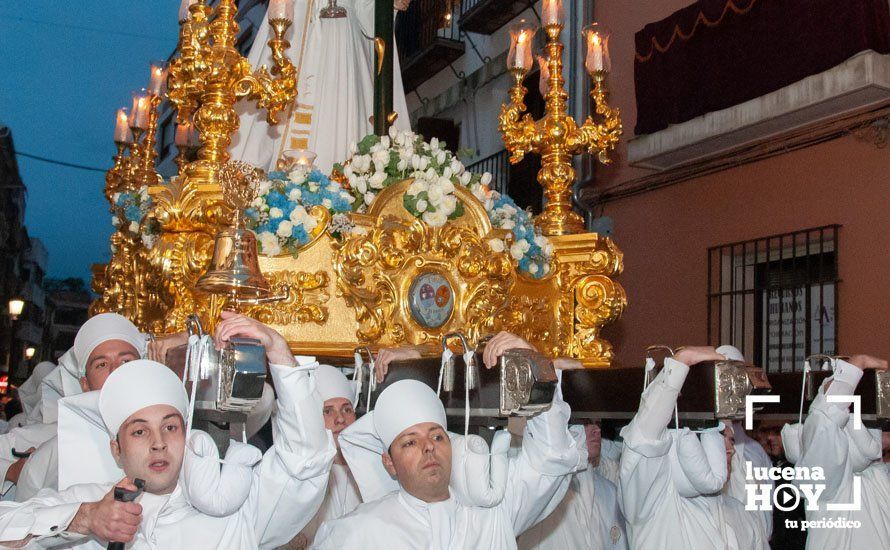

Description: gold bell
[196,226,272,299]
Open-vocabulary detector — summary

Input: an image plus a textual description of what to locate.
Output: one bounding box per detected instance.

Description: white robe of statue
[230,0,411,175]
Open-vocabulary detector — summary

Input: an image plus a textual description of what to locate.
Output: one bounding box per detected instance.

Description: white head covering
[716,345,745,362]
[315,364,357,405]
[99,359,189,437]
[73,313,145,376]
[374,379,447,449]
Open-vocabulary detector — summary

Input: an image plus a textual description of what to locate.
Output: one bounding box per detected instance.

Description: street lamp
[8,299,24,320]
[5,298,25,374]
[24,347,35,359]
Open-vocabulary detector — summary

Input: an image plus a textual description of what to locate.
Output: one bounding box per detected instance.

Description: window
[707,225,839,373]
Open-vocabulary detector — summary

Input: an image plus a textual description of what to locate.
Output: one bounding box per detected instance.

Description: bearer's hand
[394,0,412,11]
[214,311,294,367]
[69,478,142,542]
[848,355,888,371]
[482,332,536,369]
[672,346,724,367]
[375,348,421,383]
[147,331,188,364]
[4,447,34,484]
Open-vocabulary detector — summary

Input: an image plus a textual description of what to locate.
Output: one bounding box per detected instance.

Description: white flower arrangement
[111,186,159,250]
[337,130,554,278]
[245,167,354,256]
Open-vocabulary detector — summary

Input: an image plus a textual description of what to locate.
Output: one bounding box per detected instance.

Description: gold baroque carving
[245,270,330,325]
[334,216,515,346]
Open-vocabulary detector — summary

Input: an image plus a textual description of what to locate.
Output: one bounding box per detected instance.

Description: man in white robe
[283,364,361,549]
[314,332,586,550]
[517,421,628,550]
[230,0,412,175]
[0,312,335,549]
[0,314,146,503]
[796,355,890,549]
[618,346,768,550]
[716,345,774,540]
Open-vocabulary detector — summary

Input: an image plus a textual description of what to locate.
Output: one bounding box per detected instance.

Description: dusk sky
[0,2,181,283]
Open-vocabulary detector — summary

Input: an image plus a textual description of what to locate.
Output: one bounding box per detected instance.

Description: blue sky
[0,2,181,282]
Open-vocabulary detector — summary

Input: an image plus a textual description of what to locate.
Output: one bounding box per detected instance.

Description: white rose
[422,210,448,227]
[269,207,284,219]
[407,179,428,195]
[372,149,390,168]
[459,172,472,186]
[370,172,387,189]
[510,239,530,260]
[141,234,156,249]
[411,154,424,171]
[427,184,444,204]
[308,181,319,192]
[481,172,492,186]
[439,195,457,215]
[544,243,554,257]
[258,232,282,256]
[416,199,428,213]
[349,142,358,155]
[397,158,409,171]
[276,220,293,238]
[442,166,453,179]
[112,192,121,203]
[450,158,463,175]
[288,188,302,201]
[354,176,368,194]
[111,216,120,227]
[528,263,540,275]
[322,198,332,208]
[257,180,272,196]
[534,235,548,248]
[128,221,139,234]
[438,177,455,194]
[430,137,440,151]
[436,151,446,165]
[364,191,376,206]
[501,219,516,230]
[388,125,399,140]
[488,238,505,253]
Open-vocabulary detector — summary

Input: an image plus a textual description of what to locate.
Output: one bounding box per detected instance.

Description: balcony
[396,0,465,92]
[466,149,542,214]
[459,0,532,35]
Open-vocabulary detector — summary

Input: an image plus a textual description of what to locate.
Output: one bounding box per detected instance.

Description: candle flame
[591,33,601,46]
[518,30,529,44]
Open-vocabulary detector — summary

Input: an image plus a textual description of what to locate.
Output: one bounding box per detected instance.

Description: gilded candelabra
[167,0,296,194]
[499,15,622,236]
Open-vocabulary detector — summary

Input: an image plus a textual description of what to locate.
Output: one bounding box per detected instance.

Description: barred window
[707,225,839,373]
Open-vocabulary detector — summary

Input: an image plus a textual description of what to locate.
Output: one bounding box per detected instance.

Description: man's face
[382,422,451,502]
[763,427,784,460]
[81,339,139,392]
[585,422,602,463]
[323,397,356,443]
[110,404,185,495]
[723,426,736,475]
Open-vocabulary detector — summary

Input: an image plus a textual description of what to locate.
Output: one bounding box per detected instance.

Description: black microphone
[107,478,145,550]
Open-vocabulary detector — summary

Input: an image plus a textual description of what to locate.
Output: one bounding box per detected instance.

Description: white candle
[586,32,603,72]
[148,63,167,96]
[542,0,563,26]
[179,0,198,22]
[268,0,293,21]
[514,30,532,70]
[130,90,150,130]
[114,108,131,143]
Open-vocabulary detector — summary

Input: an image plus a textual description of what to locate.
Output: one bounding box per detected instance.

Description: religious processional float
[90,0,626,370]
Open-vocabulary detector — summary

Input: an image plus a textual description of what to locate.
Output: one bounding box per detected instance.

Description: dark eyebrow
[162,413,180,421]
[122,418,148,429]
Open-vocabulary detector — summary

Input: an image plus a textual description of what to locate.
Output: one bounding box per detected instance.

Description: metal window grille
[707,225,840,373]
